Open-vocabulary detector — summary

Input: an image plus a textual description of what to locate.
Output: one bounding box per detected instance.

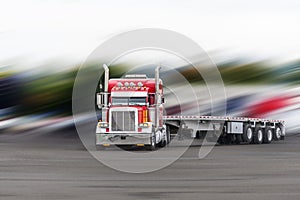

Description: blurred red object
[247,96,292,118]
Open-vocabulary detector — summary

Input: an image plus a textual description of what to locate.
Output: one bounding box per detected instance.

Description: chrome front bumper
[95,133,152,146]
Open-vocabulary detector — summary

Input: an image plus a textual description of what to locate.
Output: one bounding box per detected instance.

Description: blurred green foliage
[219,60,300,85]
[21,69,77,116]
[2,59,300,117]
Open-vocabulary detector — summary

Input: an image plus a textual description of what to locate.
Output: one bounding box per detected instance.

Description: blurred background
[1,0,300,135]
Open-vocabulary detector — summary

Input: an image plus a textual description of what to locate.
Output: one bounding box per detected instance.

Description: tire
[146,137,156,150]
[159,139,167,147]
[166,126,171,145]
[235,134,243,144]
[242,124,253,144]
[150,135,156,150]
[263,127,273,144]
[253,126,263,144]
[157,128,168,147]
[273,126,282,141]
[147,128,156,151]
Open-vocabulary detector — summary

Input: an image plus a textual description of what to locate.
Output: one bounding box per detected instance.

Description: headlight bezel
[139,122,150,128]
[98,122,109,128]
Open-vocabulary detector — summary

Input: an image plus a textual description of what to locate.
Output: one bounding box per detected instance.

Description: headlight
[98,122,109,128]
[139,123,150,128]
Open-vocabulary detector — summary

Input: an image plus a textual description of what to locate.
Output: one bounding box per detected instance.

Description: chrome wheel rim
[267,130,273,141]
[247,128,253,140]
[276,128,281,139]
[258,130,263,142]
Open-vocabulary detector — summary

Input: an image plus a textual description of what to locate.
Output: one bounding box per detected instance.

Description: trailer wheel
[253,126,263,144]
[263,127,273,144]
[273,126,282,141]
[242,124,253,144]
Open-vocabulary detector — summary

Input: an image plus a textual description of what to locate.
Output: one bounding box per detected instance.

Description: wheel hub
[247,128,253,140]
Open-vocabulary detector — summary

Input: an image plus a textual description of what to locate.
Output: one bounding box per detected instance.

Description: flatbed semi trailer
[96,65,285,149]
[164,115,284,145]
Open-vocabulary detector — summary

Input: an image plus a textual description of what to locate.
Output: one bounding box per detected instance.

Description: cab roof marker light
[117,82,123,87]
[137,82,143,87]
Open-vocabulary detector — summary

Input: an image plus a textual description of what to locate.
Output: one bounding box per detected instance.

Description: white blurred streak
[1,0,300,67]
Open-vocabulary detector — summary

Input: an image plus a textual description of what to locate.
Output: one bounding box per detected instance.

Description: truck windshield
[129,97,146,106]
[112,97,146,106]
[112,97,128,105]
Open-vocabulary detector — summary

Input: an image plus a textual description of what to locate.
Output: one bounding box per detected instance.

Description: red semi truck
[96,64,285,150]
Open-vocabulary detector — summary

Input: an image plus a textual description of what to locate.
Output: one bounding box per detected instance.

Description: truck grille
[111,111,136,131]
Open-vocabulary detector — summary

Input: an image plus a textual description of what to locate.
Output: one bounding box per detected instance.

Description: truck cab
[96,65,167,149]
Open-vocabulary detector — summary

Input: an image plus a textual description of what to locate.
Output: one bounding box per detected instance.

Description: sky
[1,0,300,69]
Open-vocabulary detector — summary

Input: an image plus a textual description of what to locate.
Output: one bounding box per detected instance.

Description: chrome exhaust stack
[103,64,109,108]
[155,65,161,129]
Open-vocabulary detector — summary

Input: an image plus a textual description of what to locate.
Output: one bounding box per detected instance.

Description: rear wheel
[253,126,263,144]
[242,124,253,144]
[263,127,273,144]
[273,126,282,141]
[166,126,171,145]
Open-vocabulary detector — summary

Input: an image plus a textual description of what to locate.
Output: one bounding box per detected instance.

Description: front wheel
[158,128,168,147]
[150,135,156,150]
[166,126,171,145]
[146,130,156,151]
[273,126,282,141]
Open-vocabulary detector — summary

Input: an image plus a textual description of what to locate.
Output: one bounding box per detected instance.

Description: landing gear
[235,134,243,144]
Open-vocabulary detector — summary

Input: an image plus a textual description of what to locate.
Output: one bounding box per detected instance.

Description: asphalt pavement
[0,129,300,200]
